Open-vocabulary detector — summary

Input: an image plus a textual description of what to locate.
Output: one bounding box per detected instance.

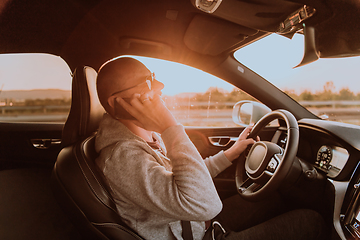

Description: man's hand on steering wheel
[224,125,259,162]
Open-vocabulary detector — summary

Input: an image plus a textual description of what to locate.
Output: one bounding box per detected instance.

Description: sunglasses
[110,72,155,97]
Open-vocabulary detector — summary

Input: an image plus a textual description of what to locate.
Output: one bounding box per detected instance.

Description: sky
[0,53,72,91]
[234,34,360,95]
[0,34,360,96]
[134,56,236,95]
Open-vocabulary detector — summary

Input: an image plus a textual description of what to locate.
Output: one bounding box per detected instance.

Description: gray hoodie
[95,114,232,240]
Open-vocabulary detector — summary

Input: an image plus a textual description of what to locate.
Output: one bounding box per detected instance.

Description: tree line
[23,98,71,106]
[168,81,359,104]
[168,87,255,103]
[285,81,360,101]
[178,81,360,103]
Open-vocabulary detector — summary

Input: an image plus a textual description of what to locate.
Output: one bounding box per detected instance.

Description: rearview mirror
[232,101,271,126]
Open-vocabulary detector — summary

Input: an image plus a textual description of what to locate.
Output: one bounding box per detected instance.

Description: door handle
[208,136,238,147]
[31,138,61,149]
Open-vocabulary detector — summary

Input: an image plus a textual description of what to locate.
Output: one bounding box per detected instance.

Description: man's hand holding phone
[115,92,178,134]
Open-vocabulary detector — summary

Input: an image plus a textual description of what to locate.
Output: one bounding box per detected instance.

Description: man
[95,57,326,240]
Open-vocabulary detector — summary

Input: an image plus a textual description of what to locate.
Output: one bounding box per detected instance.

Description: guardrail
[298,101,360,107]
[1,101,360,113]
[165,100,360,109]
[0,101,359,125]
[0,105,70,114]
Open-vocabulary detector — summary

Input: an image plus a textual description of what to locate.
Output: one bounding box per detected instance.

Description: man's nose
[153,79,164,90]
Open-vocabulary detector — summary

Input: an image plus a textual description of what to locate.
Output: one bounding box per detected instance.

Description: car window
[234,33,360,125]
[132,56,255,127]
[0,53,255,127]
[0,53,72,123]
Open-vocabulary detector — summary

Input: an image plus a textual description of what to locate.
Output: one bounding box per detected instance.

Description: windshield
[234,33,360,125]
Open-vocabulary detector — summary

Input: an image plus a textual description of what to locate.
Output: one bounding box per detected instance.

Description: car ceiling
[0,0,360,72]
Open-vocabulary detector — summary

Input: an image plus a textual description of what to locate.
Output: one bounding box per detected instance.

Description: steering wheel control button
[267,158,278,173]
[238,187,246,194]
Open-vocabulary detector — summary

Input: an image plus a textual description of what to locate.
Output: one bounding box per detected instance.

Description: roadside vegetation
[285,81,359,101]
[0,81,359,125]
[1,81,358,109]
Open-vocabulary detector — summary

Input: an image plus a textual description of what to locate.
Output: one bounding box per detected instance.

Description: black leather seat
[51,66,143,240]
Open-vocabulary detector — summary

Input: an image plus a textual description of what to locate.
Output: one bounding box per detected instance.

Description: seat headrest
[61,66,105,147]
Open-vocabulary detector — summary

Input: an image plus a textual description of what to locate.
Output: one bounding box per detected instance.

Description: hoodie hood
[95,113,166,155]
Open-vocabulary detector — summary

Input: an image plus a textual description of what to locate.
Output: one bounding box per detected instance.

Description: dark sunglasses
[110,72,155,97]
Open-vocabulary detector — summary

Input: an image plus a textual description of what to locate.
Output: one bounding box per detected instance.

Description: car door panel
[0,122,64,171]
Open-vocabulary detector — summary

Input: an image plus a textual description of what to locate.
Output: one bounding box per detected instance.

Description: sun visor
[184,15,258,56]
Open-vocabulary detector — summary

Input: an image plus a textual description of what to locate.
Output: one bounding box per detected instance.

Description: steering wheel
[235,109,299,201]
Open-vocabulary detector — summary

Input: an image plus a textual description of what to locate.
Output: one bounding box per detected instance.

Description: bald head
[96,57,150,114]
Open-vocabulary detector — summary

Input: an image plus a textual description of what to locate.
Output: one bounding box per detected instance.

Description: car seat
[51,66,144,240]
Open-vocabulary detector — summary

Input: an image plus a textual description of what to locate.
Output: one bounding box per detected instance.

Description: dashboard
[215,117,360,239]
[277,118,360,240]
[315,145,349,178]
[295,119,360,181]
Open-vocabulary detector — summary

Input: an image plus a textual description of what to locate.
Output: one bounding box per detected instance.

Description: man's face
[107,65,164,103]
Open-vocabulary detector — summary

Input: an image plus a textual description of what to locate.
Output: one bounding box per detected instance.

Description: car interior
[1,0,360,239]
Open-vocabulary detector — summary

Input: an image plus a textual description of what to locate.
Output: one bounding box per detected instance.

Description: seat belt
[181,220,194,240]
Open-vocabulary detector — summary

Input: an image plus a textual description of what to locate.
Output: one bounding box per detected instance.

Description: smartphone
[113,98,136,120]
